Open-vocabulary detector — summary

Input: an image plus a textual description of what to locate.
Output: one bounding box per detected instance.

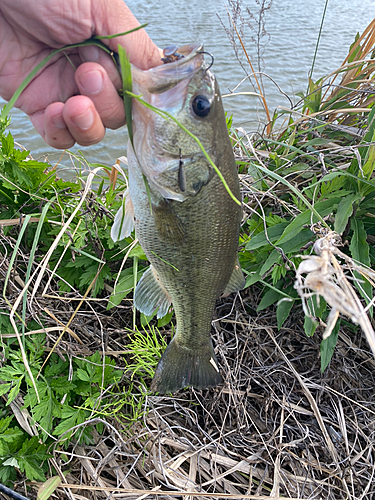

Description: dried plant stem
[225,5,271,134]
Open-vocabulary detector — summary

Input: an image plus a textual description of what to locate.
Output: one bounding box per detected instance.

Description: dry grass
[2,173,375,500]
[320,18,375,122]
[295,230,375,358]
[24,292,375,499]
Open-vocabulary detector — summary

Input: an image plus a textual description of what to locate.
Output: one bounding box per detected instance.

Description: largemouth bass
[113,44,244,393]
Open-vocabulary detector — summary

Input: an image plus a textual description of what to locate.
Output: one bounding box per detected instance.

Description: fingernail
[71,108,95,130]
[51,114,66,129]
[78,70,104,94]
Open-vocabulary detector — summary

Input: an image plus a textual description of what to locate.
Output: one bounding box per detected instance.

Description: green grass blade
[233,131,330,223]
[1,25,146,121]
[309,0,330,82]
[334,193,362,235]
[117,45,133,145]
[133,256,138,330]
[117,47,154,213]
[305,170,375,192]
[70,247,106,264]
[22,202,52,337]
[95,24,147,39]
[3,215,40,402]
[3,215,31,299]
[0,41,109,120]
[249,159,330,228]
[349,217,372,307]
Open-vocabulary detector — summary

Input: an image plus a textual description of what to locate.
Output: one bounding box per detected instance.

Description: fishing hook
[197,51,214,71]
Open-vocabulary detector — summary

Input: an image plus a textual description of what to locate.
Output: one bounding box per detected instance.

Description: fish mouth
[131,43,205,95]
[130,44,215,202]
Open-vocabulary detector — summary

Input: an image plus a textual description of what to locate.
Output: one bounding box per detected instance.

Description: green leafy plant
[125,325,169,380]
[236,26,375,369]
[0,329,123,484]
[0,416,51,483]
[0,115,176,487]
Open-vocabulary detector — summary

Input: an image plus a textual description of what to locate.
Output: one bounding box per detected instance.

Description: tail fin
[151,337,222,394]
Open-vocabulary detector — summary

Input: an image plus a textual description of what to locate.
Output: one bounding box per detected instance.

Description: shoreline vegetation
[1,9,375,500]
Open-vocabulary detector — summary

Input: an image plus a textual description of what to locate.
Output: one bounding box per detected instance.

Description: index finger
[91,0,162,70]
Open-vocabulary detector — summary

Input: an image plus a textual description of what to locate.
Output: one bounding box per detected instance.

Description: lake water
[1,0,373,167]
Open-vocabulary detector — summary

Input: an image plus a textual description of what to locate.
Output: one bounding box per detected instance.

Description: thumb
[91,0,162,70]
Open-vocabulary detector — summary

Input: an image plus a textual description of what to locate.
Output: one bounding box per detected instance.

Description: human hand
[0,0,162,148]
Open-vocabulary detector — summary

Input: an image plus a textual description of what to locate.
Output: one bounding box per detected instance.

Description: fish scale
[113,43,245,393]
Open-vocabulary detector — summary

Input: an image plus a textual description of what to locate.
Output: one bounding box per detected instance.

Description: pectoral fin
[222,258,245,295]
[134,266,172,318]
[111,189,134,242]
[153,199,185,243]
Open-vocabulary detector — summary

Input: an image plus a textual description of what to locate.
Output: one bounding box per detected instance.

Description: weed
[0,328,122,482]
[0,117,171,487]
[125,325,169,380]
[235,22,375,369]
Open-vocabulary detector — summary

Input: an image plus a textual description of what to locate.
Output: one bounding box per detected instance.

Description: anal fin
[134,266,172,318]
[222,257,245,295]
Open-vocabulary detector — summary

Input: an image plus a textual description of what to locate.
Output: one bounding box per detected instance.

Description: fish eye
[191,95,211,118]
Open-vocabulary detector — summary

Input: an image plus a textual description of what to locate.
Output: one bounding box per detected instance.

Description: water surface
[2,0,373,166]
